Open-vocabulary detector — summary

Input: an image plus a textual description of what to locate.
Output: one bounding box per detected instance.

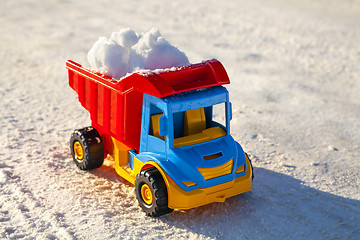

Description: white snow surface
[1,0,360,239]
[87,28,190,79]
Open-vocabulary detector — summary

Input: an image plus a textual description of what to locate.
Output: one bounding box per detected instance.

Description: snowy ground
[1,0,359,239]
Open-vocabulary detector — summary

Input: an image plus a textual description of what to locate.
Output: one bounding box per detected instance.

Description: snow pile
[87,28,190,79]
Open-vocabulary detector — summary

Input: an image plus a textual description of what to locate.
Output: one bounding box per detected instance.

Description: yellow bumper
[151,156,253,210]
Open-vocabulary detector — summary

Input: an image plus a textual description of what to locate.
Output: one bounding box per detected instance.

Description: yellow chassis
[111,137,253,210]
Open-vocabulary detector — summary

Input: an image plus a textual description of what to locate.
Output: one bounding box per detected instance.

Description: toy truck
[66,59,253,217]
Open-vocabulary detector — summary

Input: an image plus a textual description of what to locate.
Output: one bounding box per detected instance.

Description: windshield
[172,103,228,147]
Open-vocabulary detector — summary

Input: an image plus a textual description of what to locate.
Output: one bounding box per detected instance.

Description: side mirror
[228,102,232,121]
[159,116,168,136]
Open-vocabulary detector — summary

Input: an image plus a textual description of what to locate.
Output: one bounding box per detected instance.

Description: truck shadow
[159,167,360,239]
[85,164,359,239]
[88,163,134,187]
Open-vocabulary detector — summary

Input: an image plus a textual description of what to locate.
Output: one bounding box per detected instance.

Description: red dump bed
[66,59,230,152]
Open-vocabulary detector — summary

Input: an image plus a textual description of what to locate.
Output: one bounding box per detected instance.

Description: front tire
[245,152,254,180]
[135,167,173,217]
[70,127,104,170]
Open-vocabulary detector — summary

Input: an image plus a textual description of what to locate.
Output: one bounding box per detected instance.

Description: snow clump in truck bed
[87,28,190,79]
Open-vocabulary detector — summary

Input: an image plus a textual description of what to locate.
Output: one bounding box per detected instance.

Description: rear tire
[70,127,104,170]
[135,167,173,217]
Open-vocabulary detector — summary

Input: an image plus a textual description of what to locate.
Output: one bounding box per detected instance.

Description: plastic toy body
[66,59,253,216]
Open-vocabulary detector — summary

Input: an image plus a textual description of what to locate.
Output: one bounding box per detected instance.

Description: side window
[173,111,184,138]
[211,103,226,129]
[149,104,164,140]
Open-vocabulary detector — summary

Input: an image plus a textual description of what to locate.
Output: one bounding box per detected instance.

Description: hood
[168,134,246,190]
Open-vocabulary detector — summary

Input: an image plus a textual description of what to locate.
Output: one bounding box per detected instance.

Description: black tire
[70,127,104,170]
[135,167,173,217]
[245,152,254,180]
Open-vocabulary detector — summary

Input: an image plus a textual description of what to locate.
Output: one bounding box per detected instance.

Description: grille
[198,159,234,180]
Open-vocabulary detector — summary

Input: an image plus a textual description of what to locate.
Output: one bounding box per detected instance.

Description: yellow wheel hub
[74,141,84,160]
[141,184,153,205]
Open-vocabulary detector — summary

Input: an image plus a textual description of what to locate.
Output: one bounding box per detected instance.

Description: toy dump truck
[66,59,253,217]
